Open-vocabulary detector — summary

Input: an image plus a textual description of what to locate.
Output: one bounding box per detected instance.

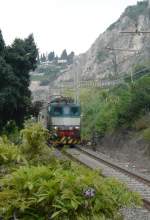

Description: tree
[0,57,19,129]
[40,53,46,62]
[0,30,5,56]
[60,49,68,60]
[37,51,40,65]
[0,31,38,130]
[67,51,75,64]
[0,31,19,129]
[30,100,43,118]
[48,51,55,61]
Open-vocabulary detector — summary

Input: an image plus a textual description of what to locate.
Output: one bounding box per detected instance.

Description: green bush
[134,114,150,131]
[2,120,20,144]
[80,74,150,139]
[20,121,57,165]
[0,122,142,219]
[143,128,150,141]
[0,121,55,175]
[0,136,25,177]
[124,1,148,21]
[96,51,107,63]
[0,162,141,220]
[0,137,24,166]
[21,121,48,154]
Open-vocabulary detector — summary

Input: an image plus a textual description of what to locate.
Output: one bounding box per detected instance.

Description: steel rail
[66,146,150,211]
[77,147,150,186]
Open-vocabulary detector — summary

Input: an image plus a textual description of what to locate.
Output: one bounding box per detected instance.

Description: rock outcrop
[55,1,150,84]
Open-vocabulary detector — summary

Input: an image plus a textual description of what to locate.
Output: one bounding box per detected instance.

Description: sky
[0,0,138,56]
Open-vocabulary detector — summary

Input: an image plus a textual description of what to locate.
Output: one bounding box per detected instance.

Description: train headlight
[69,127,73,130]
[54,126,58,130]
[75,126,80,130]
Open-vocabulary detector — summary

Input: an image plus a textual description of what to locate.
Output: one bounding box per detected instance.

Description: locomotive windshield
[49,104,80,117]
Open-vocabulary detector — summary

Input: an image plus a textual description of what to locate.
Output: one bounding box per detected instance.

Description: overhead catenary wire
[47,22,150,97]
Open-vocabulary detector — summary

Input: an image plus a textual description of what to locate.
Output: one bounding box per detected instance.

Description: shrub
[21,121,48,155]
[143,128,150,141]
[0,161,141,220]
[2,120,20,144]
[20,121,56,165]
[0,137,24,165]
[124,1,148,21]
[96,51,107,63]
[80,75,150,139]
[134,114,150,131]
[0,122,142,219]
[0,136,25,177]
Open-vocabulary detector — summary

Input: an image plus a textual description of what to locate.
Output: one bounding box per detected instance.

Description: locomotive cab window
[71,106,80,116]
[49,104,80,117]
[53,106,63,116]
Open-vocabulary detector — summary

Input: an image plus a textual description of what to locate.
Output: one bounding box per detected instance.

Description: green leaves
[0,30,38,131]
[0,30,5,55]
[0,161,141,219]
[143,128,150,141]
[0,137,24,166]
[0,122,142,219]
[80,75,150,139]
[21,121,49,158]
[50,210,62,219]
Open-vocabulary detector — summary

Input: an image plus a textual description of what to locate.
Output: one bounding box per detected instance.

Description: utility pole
[105,47,120,76]
[73,58,80,104]
[130,69,133,83]
[74,59,80,104]
[119,21,150,81]
[111,52,118,76]
[148,0,150,8]
[105,47,139,82]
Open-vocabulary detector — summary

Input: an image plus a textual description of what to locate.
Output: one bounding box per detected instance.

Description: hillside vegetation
[80,68,150,141]
[108,0,148,31]
[31,49,75,86]
[31,64,64,86]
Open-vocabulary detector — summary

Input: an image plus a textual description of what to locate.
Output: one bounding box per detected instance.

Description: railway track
[66,146,150,212]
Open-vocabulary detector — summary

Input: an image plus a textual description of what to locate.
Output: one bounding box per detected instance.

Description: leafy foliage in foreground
[0,136,25,177]
[0,137,23,166]
[20,121,54,165]
[0,122,142,219]
[21,121,48,155]
[0,122,51,176]
[0,162,141,220]
[2,120,20,144]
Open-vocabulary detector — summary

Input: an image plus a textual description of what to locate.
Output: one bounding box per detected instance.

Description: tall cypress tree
[0,30,19,129]
[0,30,5,56]
[0,31,38,130]
[60,49,68,60]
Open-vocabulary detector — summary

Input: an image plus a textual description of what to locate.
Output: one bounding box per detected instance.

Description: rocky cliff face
[54,1,150,84]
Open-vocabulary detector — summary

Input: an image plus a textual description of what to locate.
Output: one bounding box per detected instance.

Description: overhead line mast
[148,0,150,8]
[105,47,140,83]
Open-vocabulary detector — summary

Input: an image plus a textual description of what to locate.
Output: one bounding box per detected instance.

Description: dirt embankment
[96,130,150,174]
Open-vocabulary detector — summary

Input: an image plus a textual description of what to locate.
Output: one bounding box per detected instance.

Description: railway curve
[65,146,150,212]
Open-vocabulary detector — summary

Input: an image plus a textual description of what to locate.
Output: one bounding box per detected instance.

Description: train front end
[48,101,81,145]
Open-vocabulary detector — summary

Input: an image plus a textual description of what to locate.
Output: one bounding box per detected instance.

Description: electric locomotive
[38,96,81,145]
